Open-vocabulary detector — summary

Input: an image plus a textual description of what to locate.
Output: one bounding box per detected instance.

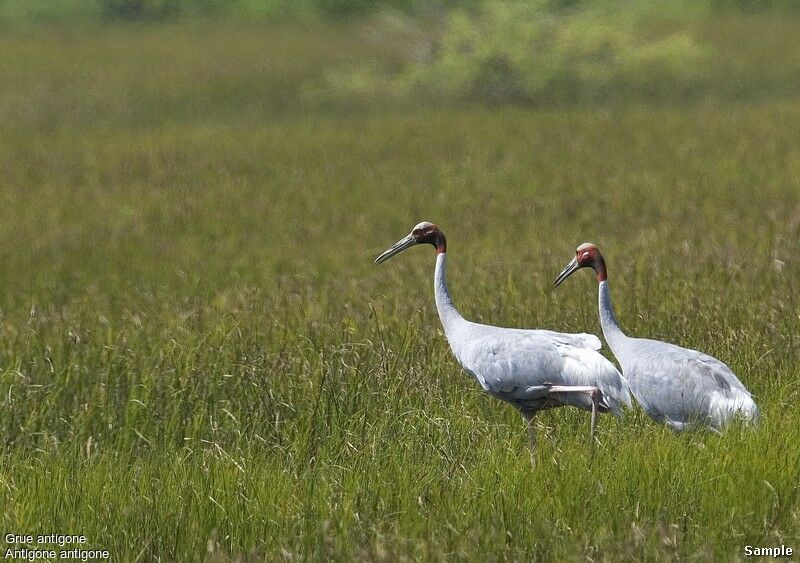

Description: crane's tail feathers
[558,345,632,417]
[597,373,633,417]
[599,391,629,417]
[737,396,760,425]
[594,367,632,417]
[708,391,760,428]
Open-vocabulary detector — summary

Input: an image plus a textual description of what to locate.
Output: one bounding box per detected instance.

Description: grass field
[1,15,800,561]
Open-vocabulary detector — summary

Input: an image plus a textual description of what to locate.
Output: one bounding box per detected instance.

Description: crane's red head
[374,221,447,264]
[554,242,607,286]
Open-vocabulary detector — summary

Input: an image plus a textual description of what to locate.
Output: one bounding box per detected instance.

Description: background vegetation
[4,0,800,25]
[0,2,799,561]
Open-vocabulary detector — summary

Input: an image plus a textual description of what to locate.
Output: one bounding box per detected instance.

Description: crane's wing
[625,339,757,427]
[527,329,602,351]
[688,353,751,394]
[452,328,562,394]
[450,325,630,414]
[682,351,758,424]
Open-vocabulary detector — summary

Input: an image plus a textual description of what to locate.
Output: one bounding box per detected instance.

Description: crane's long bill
[374,234,416,264]
[554,257,579,287]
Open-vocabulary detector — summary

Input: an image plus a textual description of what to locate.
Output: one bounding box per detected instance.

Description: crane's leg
[589,388,600,446]
[548,385,601,447]
[520,410,537,467]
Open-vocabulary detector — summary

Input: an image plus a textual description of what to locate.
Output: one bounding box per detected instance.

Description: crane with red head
[375,222,632,462]
[555,243,758,431]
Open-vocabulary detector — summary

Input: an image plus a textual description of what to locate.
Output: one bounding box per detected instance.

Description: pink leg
[548,385,602,446]
[520,411,537,467]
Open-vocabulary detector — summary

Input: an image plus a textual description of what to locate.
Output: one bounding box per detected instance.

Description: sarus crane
[555,242,758,431]
[375,222,631,460]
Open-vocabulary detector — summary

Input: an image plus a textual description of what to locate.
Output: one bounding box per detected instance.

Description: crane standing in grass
[374,222,631,460]
[554,243,759,431]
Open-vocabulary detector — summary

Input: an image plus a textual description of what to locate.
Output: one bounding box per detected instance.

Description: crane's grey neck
[434,253,464,336]
[598,280,627,354]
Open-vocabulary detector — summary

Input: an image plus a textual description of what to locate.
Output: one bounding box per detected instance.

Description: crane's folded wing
[450,327,630,414]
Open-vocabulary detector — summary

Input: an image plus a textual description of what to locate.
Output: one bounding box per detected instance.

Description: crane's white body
[435,254,631,416]
[598,280,758,430]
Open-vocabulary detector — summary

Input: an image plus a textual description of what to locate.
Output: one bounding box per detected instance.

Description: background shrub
[324,1,710,105]
[2,0,800,25]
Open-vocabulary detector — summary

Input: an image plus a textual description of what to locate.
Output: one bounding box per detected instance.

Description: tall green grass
[0,17,799,561]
